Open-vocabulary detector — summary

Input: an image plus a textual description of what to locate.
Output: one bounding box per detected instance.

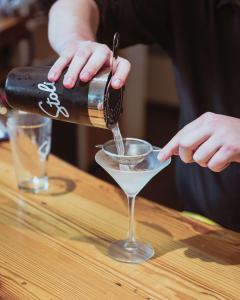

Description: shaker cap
[104,32,123,128]
[104,81,123,128]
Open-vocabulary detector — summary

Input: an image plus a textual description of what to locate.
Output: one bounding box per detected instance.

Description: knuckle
[55,57,67,66]
[86,61,100,72]
[179,139,190,149]
[179,148,192,164]
[207,163,217,172]
[61,48,72,58]
[207,161,221,172]
[192,152,202,164]
[202,111,214,120]
[56,56,71,67]
[216,131,226,142]
[201,112,218,127]
[64,72,73,80]
[195,159,207,167]
[82,69,93,77]
[49,65,58,74]
[64,56,72,63]
[82,40,93,48]
[76,48,89,58]
[61,48,74,59]
[65,68,76,77]
[184,158,193,164]
[88,64,98,74]
[181,123,193,135]
[100,43,110,53]
[223,143,239,155]
[121,58,131,68]
[126,61,131,71]
[179,154,189,164]
[77,43,92,54]
[213,168,221,173]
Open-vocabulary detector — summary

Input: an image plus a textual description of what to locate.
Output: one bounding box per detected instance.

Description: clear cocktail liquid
[111,123,125,156]
[111,123,130,171]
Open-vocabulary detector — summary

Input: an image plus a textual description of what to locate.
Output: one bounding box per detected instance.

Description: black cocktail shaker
[3,65,123,129]
[1,33,123,129]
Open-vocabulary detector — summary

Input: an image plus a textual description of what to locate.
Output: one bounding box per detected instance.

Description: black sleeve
[94,0,170,49]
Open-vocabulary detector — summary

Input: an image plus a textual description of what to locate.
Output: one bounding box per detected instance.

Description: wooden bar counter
[0,142,239,299]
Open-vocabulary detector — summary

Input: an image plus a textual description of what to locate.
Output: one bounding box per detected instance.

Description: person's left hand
[158,112,240,172]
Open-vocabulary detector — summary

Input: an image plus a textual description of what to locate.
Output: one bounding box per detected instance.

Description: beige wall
[28,17,56,65]
[10,17,56,67]
[120,45,148,138]
[147,52,179,107]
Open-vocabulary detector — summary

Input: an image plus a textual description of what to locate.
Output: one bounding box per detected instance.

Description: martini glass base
[108,240,154,263]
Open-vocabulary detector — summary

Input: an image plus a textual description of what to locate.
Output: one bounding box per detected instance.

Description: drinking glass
[95,138,171,263]
[7,111,52,193]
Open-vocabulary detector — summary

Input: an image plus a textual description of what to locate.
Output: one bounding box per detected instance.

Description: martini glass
[95,138,171,263]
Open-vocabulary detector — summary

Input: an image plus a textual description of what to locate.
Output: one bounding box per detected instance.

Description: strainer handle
[95,144,103,149]
[152,146,161,152]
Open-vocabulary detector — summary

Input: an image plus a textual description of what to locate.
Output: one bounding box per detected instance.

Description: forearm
[48,0,99,54]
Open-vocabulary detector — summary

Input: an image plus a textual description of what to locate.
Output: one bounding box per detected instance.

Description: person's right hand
[48,39,131,89]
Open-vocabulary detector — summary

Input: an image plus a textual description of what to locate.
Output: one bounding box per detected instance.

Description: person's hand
[158,112,240,172]
[47,38,131,89]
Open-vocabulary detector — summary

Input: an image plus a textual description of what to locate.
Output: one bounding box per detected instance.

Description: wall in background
[120,45,148,138]
[147,51,179,107]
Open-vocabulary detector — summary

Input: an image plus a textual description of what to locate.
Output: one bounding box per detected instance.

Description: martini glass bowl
[95,138,171,263]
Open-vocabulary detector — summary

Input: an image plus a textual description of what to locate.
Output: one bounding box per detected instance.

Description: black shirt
[95,0,240,230]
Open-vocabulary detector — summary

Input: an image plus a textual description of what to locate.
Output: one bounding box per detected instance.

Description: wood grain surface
[0,142,240,300]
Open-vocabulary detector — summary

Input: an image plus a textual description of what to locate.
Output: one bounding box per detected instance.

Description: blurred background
[0,1,180,209]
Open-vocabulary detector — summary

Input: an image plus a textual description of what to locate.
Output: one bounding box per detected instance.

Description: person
[48,0,240,230]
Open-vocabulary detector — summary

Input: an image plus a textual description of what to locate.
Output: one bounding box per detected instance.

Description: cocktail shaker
[1,33,123,129]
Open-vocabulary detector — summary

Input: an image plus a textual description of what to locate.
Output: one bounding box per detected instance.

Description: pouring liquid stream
[112,123,124,155]
[111,123,129,171]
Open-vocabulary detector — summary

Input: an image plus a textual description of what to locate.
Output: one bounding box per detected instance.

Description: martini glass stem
[126,195,137,249]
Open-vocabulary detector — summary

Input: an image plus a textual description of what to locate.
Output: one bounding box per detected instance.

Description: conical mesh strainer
[96,138,153,165]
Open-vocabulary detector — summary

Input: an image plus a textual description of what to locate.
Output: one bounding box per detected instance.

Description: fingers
[47,41,130,90]
[158,119,203,162]
[207,146,233,172]
[158,112,240,173]
[158,127,210,163]
[111,58,131,89]
[192,136,221,167]
[63,48,92,88]
[79,44,111,82]
[179,147,194,164]
[48,49,75,82]
[178,129,211,163]
[160,131,233,172]
[158,132,181,162]
[158,115,213,163]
